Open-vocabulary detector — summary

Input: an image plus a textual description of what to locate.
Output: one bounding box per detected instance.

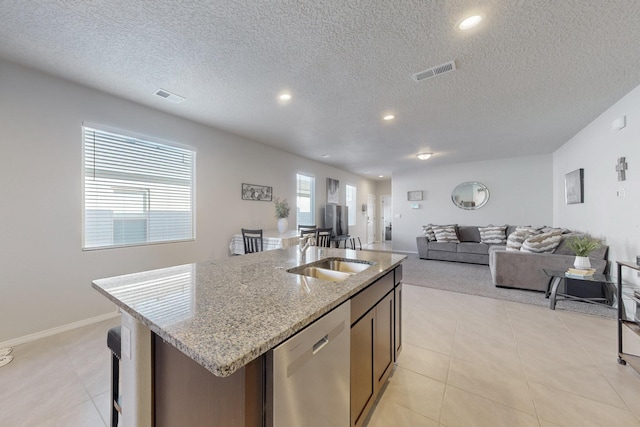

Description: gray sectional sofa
[416,225,517,265]
[489,240,609,292]
[416,225,609,292]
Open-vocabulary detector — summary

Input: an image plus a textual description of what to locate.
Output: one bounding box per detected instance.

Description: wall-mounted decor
[241,183,272,201]
[565,169,584,204]
[616,157,628,181]
[327,178,339,204]
[407,190,423,201]
[451,182,490,210]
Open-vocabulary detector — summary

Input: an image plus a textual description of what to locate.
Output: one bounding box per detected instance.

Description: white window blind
[346,184,357,226]
[83,125,195,249]
[296,173,315,227]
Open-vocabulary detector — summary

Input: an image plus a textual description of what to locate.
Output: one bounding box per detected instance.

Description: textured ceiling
[1,0,640,179]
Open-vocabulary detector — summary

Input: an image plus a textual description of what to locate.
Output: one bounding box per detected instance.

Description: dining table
[229,229,301,255]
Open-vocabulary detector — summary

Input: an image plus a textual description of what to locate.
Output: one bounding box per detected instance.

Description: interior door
[380,195,392,242]
[366,194,375,244]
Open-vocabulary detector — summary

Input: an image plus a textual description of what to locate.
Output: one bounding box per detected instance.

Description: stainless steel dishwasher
[267,300,350,427]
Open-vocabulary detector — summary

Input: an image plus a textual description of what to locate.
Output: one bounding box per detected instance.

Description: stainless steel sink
[310,259,372,274]
[287,258,374,282]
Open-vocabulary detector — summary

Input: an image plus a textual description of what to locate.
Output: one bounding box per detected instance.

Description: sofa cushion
[521,229,563,253]
[506,229,537,251]
[457,226,481,242]
[554,233,583,255]
[478,226,507,244]
[433,225,460,243]
[428,241,458,252]
[458,242,491,255]
[422,224,436,241]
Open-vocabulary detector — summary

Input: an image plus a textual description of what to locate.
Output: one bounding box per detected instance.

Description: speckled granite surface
[92,247,405,377]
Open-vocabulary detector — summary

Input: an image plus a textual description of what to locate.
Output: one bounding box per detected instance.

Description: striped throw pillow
[422,224,436,241]
[433,225,459,243]
[520,229,563,253]
[506,229,537,251]
[478,226,507,244]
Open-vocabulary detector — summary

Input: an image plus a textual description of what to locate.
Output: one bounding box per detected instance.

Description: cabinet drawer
[351,270,394,324]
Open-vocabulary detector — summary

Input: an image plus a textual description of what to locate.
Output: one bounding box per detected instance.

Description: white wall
[0,59,376,342]
[392,155,553,252]
[553,84,640,285]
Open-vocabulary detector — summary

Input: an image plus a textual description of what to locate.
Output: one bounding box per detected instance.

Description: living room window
[82,125,195,249]
[346,184,356,226]
[296,173,315,227]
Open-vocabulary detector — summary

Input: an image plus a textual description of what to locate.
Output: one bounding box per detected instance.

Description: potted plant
[274,197,290,234]
[566,235,601,269]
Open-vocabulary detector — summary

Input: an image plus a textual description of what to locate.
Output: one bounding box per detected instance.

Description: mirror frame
[451,181,490,210]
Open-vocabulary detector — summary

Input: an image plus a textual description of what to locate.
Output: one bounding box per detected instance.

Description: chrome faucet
[299,234,313,261]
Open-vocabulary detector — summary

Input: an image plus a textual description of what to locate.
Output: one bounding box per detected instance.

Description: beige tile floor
[2,285,640,426]
[369,285,640,427]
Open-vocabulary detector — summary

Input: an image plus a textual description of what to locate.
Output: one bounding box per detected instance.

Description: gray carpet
[400,254,616,318]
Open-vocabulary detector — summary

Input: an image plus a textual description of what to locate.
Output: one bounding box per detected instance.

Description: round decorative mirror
[451,182,490,210]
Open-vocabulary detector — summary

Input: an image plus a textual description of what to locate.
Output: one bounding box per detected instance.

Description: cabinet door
[394,283,402,361]
[351,310,375,427]
[374,291,394,389]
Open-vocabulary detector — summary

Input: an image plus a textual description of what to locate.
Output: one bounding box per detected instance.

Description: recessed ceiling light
[383,114,395,121]
[417,153,433,160]
[378,175,384,178]
[458,15,482,30]
[278,92,292,102]
[320,154,330,158]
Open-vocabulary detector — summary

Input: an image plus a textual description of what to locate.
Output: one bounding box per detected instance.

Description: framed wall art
[241,183,273,201]
[407,190,423,201]
[327,178,339,204]
[564,169,584,204]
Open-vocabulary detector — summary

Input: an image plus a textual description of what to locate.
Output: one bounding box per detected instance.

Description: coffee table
[543,269,615,310]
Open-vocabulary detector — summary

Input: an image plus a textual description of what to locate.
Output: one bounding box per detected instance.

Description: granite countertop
[92,247,405,377]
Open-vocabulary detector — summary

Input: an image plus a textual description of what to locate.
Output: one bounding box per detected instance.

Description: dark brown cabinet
[394,282,402,361]
[350,310,375,427]
[350,266,402,427]
[374,291,394,388]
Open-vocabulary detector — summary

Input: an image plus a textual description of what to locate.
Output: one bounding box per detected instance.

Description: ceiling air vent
[154,88,186,104]
[412,60,456,82]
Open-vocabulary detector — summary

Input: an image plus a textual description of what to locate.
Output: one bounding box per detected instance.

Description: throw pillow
[520,229,563,253]
[422,224,436,241]
[433,225,459,243]
[478,226,507,244]
[506,229,537,251]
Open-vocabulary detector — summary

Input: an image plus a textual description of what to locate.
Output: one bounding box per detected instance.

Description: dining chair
[297,224,316,235]
[348,236,362,250]
[315,227,333,248]
[241,228,263,253]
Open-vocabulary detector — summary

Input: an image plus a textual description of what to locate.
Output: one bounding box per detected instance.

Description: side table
[543,269,615,310]
[617,261,640,370]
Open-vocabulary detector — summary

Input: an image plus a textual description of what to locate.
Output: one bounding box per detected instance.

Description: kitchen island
[93,246,405,426]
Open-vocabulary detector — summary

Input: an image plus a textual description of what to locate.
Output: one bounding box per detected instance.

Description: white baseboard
[0,311,120,348]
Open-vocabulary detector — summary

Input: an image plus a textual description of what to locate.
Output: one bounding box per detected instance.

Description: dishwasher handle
[284,318,347,378]
[312,335,329,355]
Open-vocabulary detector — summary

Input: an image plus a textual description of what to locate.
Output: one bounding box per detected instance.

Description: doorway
[366,194,375,244]
[380,195,392,242]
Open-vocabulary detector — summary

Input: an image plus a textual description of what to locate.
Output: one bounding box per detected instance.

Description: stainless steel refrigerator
[324,204,348,237]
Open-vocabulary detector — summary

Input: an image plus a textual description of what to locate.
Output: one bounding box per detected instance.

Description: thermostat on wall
[411,203,420,209]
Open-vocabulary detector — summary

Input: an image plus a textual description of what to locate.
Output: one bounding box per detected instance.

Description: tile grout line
[503,299,545,427]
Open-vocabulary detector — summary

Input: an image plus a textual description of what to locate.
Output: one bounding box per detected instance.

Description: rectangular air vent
[154,88,186,104]
[412,60,456,82]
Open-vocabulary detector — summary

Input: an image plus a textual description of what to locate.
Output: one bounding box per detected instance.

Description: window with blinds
[83,125,195,249]
[296,173,315,227]
[346,184,357,226]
